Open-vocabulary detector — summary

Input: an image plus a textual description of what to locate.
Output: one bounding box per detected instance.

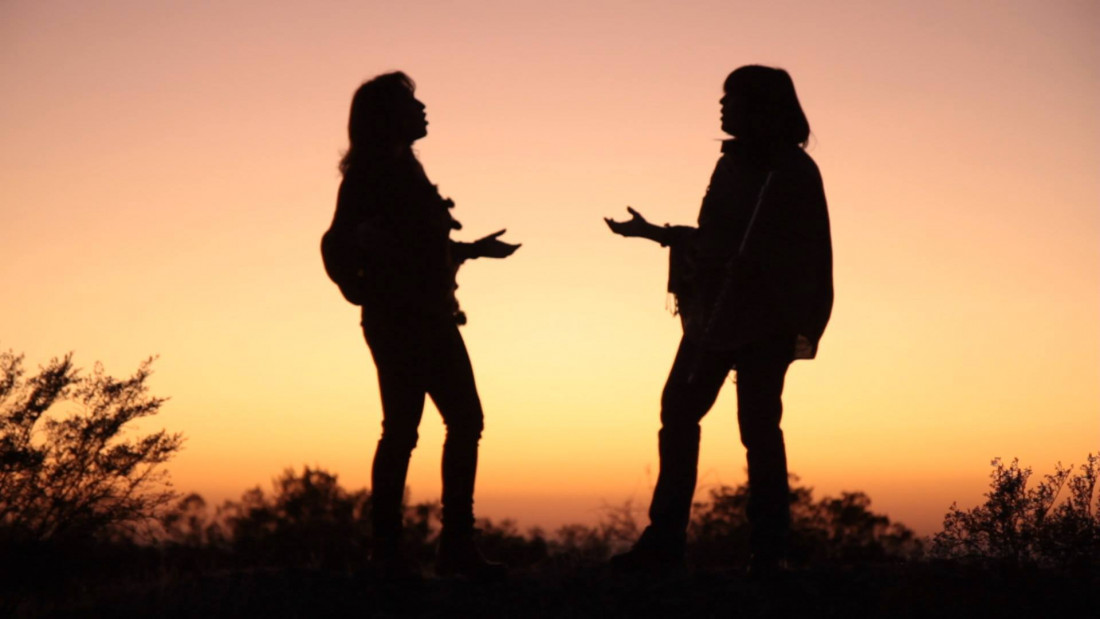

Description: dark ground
[5,562,1095,619]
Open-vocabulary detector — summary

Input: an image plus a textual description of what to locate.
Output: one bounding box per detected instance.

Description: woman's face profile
[391,92,428,144]
[719,90,747,137]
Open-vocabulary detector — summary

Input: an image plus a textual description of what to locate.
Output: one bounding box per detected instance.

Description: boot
[609,526,685,574]
[435,529,507,580]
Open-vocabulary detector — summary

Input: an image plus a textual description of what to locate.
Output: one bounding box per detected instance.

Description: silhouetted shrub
[208,466,372,569]
[162,465,461,570]
[689,477,921,567]
[545,500,641,566]
[549,523,613,563]
[402,498,443,565]
[157,465,927,574]
[475,518,549,568]
[0,351,181,544]
[161,493,218,547]
[932,454,1100,570]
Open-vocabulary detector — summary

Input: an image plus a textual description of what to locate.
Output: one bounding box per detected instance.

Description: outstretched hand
[472,229,521,259]
[604,207,654,238]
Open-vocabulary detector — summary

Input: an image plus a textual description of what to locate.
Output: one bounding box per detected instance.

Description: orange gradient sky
[2,1,1097,535]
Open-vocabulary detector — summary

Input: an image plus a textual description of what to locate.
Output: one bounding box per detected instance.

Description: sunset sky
[2,1,1097,535]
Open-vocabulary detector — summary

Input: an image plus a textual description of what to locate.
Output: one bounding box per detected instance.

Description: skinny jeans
[647,333,793,559]
[362,313,484,541]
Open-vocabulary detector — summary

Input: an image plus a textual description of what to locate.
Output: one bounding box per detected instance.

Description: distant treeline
[2,350,1098,587]
[153,466,921,572]
[151,452,1100,574]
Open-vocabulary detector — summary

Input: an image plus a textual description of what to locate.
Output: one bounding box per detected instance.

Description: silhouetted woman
[605,66,832,574]
[324,72,518,579]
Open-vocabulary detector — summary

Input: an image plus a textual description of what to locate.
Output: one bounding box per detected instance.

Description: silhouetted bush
[161,493,218,547]
[474,518,549,568]
[689,476,922,567]
[159,465,452,570]
[207,466,372,568]
[0,351,181,544]
[551,523,611,561]
[162,470,922,572]
[544,500,641,567]
[932,454,1100,570]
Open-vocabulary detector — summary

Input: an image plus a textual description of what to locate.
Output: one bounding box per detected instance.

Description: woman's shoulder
[336,167,394,225]
[720,140,818,177]
[339,162,405,204]
[768,148,823,193]
[773,146,819,173]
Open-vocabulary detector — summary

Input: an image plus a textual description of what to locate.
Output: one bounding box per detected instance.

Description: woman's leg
[423,323,507,578]
[734,337,793,565]
[644,336,734,555]
[364,324,427,549]
[424,323,484,535]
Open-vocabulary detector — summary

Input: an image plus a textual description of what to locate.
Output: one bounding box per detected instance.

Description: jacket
[671,140,833,357]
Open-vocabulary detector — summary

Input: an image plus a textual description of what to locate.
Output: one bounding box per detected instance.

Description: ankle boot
[609,526,685,573]
[435,529,507,580]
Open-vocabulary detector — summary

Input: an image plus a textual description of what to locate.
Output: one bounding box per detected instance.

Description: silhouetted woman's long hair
[723,65,810,149]
[339,71,416,176]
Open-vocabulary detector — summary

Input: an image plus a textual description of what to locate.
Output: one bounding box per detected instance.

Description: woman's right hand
[604,206,657,239]
[471,229,521,259]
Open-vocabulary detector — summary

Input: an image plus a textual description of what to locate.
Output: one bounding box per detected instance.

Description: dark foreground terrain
[6,562,1094,619]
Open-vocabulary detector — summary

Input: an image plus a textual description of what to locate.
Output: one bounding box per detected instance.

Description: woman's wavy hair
[339,71,417,176]
[724,65,810,148]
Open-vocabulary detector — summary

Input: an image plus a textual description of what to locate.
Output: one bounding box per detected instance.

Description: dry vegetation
[2,350,1095,617]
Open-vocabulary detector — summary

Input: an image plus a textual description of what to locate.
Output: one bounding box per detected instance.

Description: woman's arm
[452,229,521,263]
[605,207,694,247]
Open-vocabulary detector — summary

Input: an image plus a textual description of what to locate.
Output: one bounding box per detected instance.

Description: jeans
[647,333,793,559]
[362,315,484,542]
